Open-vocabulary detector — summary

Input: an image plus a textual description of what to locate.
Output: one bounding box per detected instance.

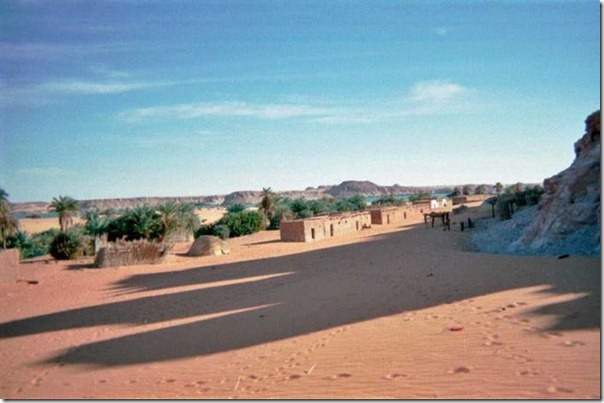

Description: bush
[227,203,246,213]
[268,205,294,230]
[50,230,85,260]
[212,224,230,240]
[219,211,266,238]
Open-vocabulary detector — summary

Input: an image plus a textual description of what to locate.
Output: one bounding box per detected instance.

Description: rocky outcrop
[222,191,263,205]
[325,181,452,198]
[513,110,600,255]
[187,236,230,256]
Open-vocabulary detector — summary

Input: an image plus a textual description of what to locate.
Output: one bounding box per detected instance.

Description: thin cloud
[406,80,466,104]
[118,80,473,124]
[435,27,448,36]
[118,102,333,122]
[39,80,155,95]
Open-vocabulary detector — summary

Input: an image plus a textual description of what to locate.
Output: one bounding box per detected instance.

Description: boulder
[187,236,230,256]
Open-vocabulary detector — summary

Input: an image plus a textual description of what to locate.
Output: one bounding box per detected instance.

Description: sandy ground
[0,203,599,399]
[17,208,227,235]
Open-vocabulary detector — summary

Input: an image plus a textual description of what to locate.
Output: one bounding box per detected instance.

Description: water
[14,211,59,219]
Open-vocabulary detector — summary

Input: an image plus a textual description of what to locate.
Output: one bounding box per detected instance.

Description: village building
[280,211,372,242]
[451,194,492,205]
[280,198,453,243]
[369,198,450,226]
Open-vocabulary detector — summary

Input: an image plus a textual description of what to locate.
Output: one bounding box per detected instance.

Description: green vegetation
[496,184,544,220]
[259,187,275,221]
[49,230,86,260]
[0,187,18,249]
[212,224,231,240]
[408,192,431,203]
[227,203,246,213]
[220,210,267,238]
[371,194,398,206]
[49,195,79,232]
[105,202,199,243]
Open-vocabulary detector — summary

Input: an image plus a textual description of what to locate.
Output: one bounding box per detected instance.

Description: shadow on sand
[0,224,599,368]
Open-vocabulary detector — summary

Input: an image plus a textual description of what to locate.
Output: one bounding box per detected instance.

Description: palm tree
[0,187,9,205]
[129,205,160,240]
[156,202,200,242]
[0,187,18,249]
[49,195,79,232]
[260,187,275,221]
[157,201,180,241]
[177,203,201,235]
[84,211,109,253]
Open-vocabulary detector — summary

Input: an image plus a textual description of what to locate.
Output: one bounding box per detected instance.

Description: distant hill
[325,180,453,198]
[12,180,505,213]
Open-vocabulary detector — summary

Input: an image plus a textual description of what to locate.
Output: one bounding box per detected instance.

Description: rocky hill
[515,110,600,255]
[325,180,452,198]
[471,110,600,256]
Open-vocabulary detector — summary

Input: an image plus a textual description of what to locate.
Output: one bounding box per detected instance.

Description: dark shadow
[0,224,599,368]
[65,262,96,270]
[243,239,282,246]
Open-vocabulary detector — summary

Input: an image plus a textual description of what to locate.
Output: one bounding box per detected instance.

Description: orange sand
[0,203,599,399]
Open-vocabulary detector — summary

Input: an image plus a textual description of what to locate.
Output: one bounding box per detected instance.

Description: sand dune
[0,204,599,399]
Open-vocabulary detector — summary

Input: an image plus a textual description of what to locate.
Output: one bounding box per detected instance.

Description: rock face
[187,236,230,257]
[514,110,600,255]
[222,191,262,205]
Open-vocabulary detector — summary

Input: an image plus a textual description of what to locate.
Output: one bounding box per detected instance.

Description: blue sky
[0,0,599,202]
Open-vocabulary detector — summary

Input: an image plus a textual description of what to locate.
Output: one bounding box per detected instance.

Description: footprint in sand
[517,369,540,377]
[547,385,575,394]
[540,331,564,340]
[383,373,407,380]
[449,366,472,374]
[562,340,585,347]
[323,373,352,381]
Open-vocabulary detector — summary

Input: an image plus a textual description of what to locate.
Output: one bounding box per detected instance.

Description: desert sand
[0,202,599,399]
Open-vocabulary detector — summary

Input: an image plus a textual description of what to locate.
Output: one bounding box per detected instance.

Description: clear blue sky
[1,0,599,202]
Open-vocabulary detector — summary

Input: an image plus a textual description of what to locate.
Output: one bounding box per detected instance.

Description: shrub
[409,192,431,203]
[227,203,246,213]
[268,205,294,230]
[212,224,230,240]
[195,223,216,238]
[106,205,162,242]
[219,211,266,238]
[50,230,85,260]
